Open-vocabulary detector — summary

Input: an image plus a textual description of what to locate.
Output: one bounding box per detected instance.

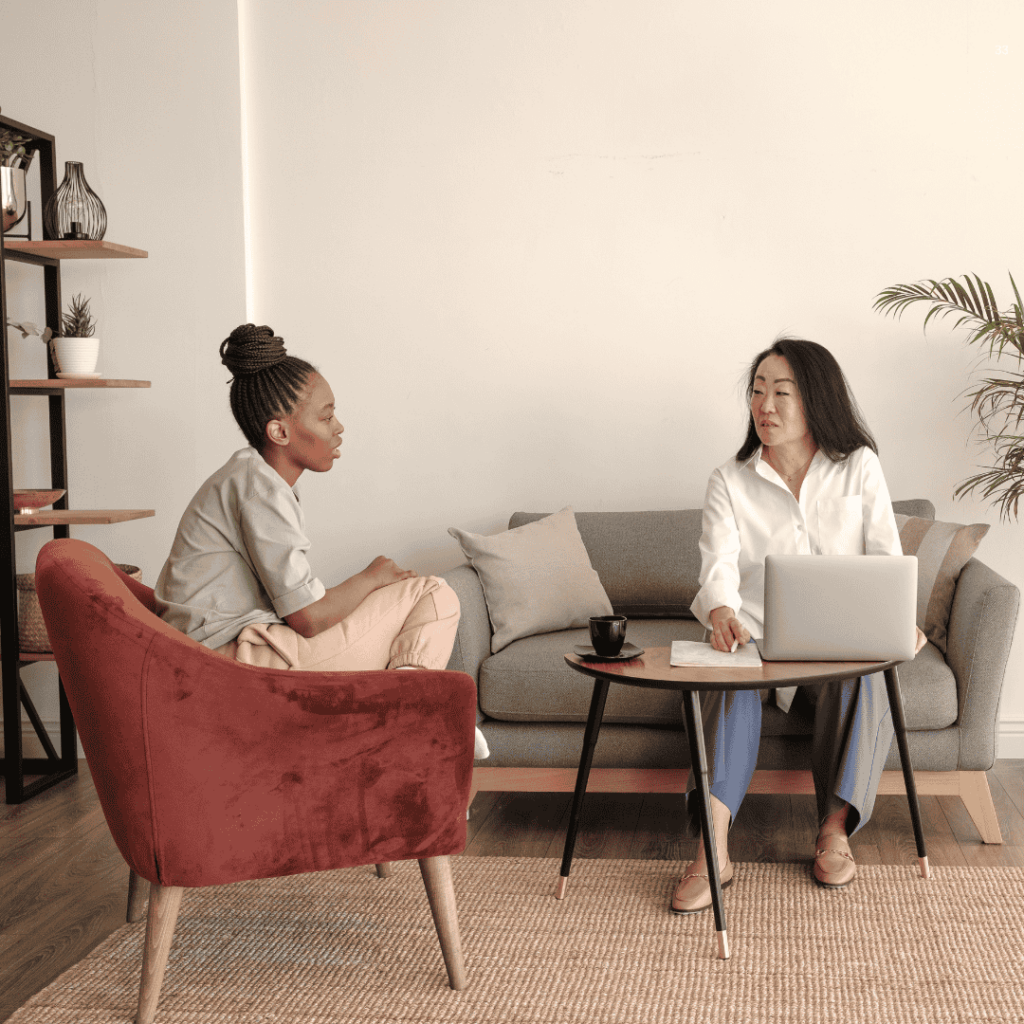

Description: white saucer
[56,372,103,379]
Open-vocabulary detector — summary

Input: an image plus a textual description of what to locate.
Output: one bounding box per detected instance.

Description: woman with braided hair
[156,324,488,758]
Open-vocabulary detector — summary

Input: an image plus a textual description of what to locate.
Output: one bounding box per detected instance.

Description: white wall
[241,1,1024,752]
[3,0,247,754]
[5,1,1024,756]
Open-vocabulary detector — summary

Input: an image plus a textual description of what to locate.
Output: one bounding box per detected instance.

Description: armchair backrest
[35,539,476,888]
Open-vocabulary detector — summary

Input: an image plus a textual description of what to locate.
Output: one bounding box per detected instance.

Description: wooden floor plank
[729,792,791,865]
[986,767,1024,847]
[629,792,695,863]
[559,791,643,862]
[936,791,1023,868]
[992,759,1024,821]
[462,791,569,858]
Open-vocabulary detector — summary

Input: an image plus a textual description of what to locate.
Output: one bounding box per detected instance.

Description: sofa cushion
[511,500,936,619]
[896,514,990,654]
[448,506,612,653]
[479,619,705,725]
[479,622,957,732]
[510,510,704,617]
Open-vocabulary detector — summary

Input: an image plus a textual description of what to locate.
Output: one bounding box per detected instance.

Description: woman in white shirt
[156,324,489,757]
[673,337,925,914]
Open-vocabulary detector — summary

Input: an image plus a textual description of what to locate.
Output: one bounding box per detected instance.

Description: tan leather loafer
[671,860,734,915]
[814,830,856,887]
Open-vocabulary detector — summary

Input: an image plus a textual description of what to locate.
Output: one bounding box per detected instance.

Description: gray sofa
[442,501,1019,843]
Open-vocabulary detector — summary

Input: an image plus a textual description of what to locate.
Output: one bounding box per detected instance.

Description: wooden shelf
[14,509,155,531]
[4,240,148,260]
[19,651,54,663]
[11,379,151,392]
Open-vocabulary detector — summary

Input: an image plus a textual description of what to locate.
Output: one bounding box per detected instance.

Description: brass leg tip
[555,875,568,900]
[717,931,731,960]
[919,855,930,879]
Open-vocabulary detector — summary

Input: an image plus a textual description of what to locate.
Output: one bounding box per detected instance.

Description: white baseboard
[997,717,1024,759]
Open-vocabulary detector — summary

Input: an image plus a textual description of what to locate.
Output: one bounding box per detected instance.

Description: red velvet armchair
[35,539,476,1022]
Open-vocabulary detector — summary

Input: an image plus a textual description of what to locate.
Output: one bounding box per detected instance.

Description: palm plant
[874,273,1024,521]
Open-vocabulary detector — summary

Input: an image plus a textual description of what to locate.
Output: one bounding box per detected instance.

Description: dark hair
[219,324,317,451]
[735,336,877,462]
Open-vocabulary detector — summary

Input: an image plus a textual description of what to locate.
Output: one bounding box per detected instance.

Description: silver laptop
[756,555,918,662]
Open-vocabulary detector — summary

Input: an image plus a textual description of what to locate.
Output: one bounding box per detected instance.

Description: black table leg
[556,678,610,899]
[884,665,930,879]
[681,690,730,959]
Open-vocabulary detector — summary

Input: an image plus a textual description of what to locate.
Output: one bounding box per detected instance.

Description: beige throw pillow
[895,514,990,654]
[448,506,613,653]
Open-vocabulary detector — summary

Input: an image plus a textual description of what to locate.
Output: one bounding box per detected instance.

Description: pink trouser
[219,576,460,672]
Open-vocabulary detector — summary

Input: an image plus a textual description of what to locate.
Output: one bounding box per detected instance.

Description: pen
[729,639,739,654]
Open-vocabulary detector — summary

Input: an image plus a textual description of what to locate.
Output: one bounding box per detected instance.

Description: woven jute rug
[10,858,1024,1023]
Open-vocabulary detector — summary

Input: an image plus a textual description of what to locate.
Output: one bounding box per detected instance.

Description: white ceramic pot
[51,336,100,376]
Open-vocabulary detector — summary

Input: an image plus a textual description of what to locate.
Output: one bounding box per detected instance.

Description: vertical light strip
[236,0,254,320]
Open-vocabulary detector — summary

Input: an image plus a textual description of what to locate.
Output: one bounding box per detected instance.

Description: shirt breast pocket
[816,496,864,555]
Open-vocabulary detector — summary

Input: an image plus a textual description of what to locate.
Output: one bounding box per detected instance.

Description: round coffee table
[561,646,929,960]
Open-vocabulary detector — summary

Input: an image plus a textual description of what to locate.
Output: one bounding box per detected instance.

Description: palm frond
[876,272,1024,519]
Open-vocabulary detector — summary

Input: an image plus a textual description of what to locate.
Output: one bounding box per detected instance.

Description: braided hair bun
[219,323,317,450]
[219,323,289,376]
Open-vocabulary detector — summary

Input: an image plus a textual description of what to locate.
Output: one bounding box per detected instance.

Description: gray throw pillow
[895,513,990,654]
[448,506,613,653]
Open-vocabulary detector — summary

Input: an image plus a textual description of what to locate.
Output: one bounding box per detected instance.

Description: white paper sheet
[669,640,763,668]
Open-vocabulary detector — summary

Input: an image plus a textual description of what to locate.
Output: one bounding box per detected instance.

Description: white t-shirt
[691,444,902,638]
[155,446,326,649]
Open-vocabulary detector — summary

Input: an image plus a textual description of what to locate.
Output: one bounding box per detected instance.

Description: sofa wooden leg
[137,883,183,1024]
[959,771,1003,844]
[375,862,393,878]
[126,868,149,923]
[418,856,467,990]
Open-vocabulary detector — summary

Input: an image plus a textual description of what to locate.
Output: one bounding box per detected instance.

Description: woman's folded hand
[362,555,418,590]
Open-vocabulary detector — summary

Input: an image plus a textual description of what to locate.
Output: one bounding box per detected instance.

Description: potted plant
[874,273,1024,520]
[0,125,36,233]
[51,293,100,377]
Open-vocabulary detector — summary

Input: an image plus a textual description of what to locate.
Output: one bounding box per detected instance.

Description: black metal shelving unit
[1,112,151,802]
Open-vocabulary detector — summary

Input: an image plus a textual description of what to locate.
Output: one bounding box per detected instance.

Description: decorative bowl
[13,489,66,514]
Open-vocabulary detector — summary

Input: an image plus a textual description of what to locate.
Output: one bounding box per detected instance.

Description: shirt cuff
[272,577,326,619]
[691,583,743,629]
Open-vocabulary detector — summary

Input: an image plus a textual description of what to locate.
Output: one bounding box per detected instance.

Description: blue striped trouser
[686,673,893,835]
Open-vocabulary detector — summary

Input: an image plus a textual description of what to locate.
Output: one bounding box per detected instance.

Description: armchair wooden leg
[418,856,467,990]
[375,862,394,878]
[136,883,183,1024]
[127,868,149,923]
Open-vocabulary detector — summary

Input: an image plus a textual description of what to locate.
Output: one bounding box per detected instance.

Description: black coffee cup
[590,615,628,656]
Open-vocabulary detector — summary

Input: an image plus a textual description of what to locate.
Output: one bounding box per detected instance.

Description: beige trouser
[218,576,460,672]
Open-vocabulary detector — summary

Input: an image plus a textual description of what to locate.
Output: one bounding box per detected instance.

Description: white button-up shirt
[690,445,902,710]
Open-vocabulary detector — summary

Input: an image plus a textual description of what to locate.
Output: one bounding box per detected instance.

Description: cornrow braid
[219,324,317,450]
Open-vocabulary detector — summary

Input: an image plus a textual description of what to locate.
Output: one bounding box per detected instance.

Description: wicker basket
[15,564,142,652]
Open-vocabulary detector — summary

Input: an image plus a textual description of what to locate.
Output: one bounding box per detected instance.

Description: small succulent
[0,128,36,169]
[60,294,96,337]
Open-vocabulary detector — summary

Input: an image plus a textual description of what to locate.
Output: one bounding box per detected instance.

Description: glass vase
[43,160,106,240]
